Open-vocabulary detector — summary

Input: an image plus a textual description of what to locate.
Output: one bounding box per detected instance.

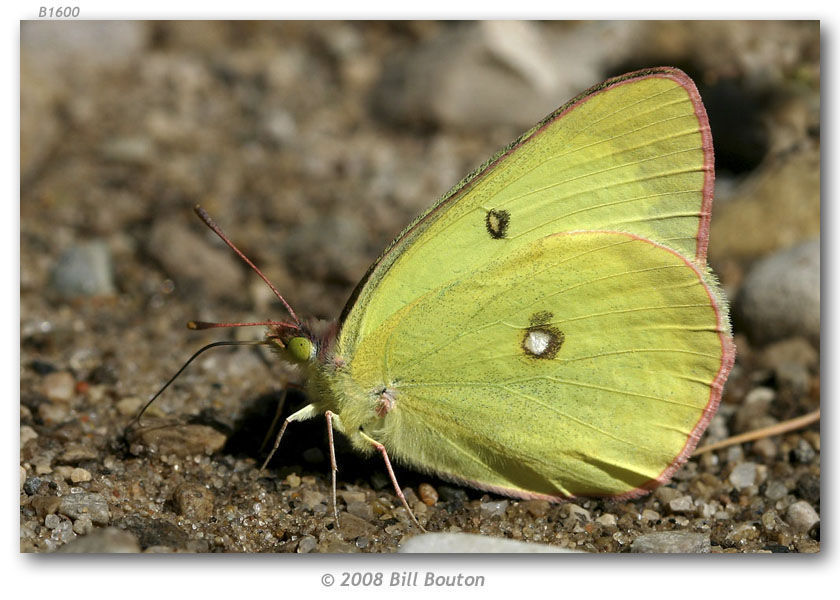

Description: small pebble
[32,495,61,519]
[595,513,617,527]
[641,509,660,523]
[795,473,820,505]
[751,437,777,460]
[803,431,820,452]
[563,504,591,525]
[300,489,326,511]
[729,462,758,490]
[726,445,745,464]
[479,500,508,518]
[346,501,373,520]
[34,461,53,475]
[38,402,70,425]
[50,519,77,545]
[765,480,789,501]
[285,473,301,488]
[54,466,75,481]
[144,545,176,554]
[23,476,45,496]
[337,512,377,540]
[57,528,140,553]
[30,359,57,375]
[49,241,116,298]
[173,482,215,519]
[339,490,365,503]
[402,487,419,506]
[115,396,144,416]
[757,337,818,371]
[418,483,438,506]
[44,513,61,529]
[726,523,760,547]
[654,486,680,504]
[775,362,810,396]
[72,516,94,536]
[59,492,110,525]
[631,531,710,553]
[786,500,819,534]
[297,535,317,553]
[70,468,92,483]
[696,501,715,519]
[59,443,98,463]
[668,496,694,514]
[135,424,227,457]
[399,532,581,553]
[20,425,38,446]
[790,439,816,464]
[521,499,549,518]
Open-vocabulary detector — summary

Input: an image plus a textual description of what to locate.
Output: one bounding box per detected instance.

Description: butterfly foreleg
[259,402,319,470]
[357,430,425,532]
[259,384,297,455]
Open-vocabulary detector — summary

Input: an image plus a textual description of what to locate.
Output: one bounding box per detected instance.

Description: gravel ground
[20,21,820,553]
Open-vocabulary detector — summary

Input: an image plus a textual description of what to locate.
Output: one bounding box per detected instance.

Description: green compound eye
[287,336,314,362]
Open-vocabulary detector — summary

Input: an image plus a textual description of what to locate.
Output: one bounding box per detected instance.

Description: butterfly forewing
[338,68,714,353]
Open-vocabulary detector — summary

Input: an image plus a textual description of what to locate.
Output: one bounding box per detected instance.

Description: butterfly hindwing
[344,231,731,498]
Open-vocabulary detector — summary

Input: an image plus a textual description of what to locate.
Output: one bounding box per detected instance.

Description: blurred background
[20,21,820,553]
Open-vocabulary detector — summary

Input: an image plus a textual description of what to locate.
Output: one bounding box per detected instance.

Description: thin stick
[325,410,340,528]
[693,409,821,456]
[126,340,267,433]
[194,205,300,325]
[359,431,425,532]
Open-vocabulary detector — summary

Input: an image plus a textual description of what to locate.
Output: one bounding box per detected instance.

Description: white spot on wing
[524,330,551,356]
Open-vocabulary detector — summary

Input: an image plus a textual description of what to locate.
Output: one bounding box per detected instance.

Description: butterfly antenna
[125,339,267,435]
[194,205,300,325]
[187,319,297,331]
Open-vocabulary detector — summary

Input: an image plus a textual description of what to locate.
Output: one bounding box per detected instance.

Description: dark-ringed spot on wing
[485,209,510,239]
[521,312,563,359]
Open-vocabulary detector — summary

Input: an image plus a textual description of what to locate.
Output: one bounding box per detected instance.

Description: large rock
[373,21,641,130]
[737,239,820,345]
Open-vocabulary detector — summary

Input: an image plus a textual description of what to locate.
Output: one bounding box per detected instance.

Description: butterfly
[167,67,735,531]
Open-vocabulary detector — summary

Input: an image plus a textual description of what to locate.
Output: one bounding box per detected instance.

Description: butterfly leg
[358,430,425,532]
[259,386,289,454]
[259,402,319,471]
[324,410,340,528]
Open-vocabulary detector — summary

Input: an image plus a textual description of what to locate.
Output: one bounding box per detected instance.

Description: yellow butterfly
[161,67,734,530]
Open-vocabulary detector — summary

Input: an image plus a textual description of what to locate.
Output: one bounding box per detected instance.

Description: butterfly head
[266,318,337,365]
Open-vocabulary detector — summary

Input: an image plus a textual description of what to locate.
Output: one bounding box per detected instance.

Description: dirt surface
[20,21,820,553]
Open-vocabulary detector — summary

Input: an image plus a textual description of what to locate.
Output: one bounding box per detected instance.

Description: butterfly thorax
[268,317,392,457]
